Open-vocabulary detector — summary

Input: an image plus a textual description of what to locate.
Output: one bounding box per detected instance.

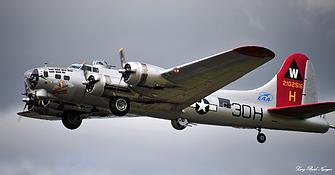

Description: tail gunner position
[18,46,335,143]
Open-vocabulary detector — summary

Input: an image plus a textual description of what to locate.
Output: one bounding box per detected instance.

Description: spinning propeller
[111,48,135,95]
[118,48,135,81]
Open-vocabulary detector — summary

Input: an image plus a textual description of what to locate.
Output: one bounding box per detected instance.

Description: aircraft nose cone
[24,68,39,89]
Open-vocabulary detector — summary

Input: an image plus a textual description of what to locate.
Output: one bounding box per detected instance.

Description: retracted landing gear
[171,118,189,130]
[256,128,266,143]
[109,96,130,116]
[62,111,82,130]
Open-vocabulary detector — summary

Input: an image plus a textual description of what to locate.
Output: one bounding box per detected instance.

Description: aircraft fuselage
[24,65,329,135]
[19,47,335,143]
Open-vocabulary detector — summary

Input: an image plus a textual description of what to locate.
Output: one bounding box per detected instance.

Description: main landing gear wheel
[256,129,266,143]
[61,111,82,130]
[109,96,130,116]
[171,118,187,130]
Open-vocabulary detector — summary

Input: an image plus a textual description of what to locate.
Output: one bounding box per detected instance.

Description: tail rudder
[302,58,318,104]
[276,53,317,107]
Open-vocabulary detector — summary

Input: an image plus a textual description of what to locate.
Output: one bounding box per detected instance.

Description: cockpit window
[55,74,61,79]
[92,60,109,68]
[68,63,97,72]
[43,71,48,77]
[68,64,82,70]
[64,75,70,80]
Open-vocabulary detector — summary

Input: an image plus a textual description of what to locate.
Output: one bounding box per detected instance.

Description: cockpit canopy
[67,61,111,71]
[67,64,98,73]
[68,63,82,70]
[92,61,109,68]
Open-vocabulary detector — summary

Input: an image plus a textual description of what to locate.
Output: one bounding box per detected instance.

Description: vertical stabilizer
[276,53,315,107]
[253,53,318,108]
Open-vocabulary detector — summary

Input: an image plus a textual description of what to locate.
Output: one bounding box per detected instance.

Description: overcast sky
[1,0,335,174]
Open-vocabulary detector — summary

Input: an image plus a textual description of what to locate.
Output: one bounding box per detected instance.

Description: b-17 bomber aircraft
[18,46,335,143]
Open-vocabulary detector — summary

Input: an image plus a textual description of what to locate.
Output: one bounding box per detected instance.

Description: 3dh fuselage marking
[231,103,263,121]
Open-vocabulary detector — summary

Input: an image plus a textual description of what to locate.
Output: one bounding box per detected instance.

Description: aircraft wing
[154,46,275,108]
[268,102,335,119]
[17,110,140,121]
[17,111,60,120]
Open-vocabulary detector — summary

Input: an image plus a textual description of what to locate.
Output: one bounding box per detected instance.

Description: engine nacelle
[123,62,169,87]
[86,74,106,96]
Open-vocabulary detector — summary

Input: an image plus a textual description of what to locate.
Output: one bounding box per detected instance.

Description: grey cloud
[1,0,335,174]
[1,107,335,175]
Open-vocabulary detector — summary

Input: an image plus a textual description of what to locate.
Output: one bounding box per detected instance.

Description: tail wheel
[171,118,187,130]
[109,96,130,116]
[61,111,82,130]
[257,133,266,143]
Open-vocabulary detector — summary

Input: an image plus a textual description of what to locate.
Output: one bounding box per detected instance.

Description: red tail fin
[276,53,309,107]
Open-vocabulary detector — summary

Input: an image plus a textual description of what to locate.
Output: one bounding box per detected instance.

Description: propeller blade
[88,75,100,84]
[23,103,27,111]
[118,69,135,74]
[39,75,47,80]
[84,75,101,93]
[83,68,88,81]
[118,63,135,82]
[80,62,90,95]
[89,79,100,84]
[119,48,126,68]
[81,61,89,81]
[113,76,124,96]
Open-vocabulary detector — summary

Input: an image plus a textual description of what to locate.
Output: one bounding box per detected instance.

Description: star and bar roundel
[190,98,217,115]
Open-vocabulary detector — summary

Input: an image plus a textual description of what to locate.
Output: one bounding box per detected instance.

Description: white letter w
[289,68,299,79]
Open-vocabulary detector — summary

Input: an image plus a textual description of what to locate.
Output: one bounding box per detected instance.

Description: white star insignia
[196,99,209,113]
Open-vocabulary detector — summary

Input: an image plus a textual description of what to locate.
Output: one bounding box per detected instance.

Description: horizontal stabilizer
[268,102,335,119]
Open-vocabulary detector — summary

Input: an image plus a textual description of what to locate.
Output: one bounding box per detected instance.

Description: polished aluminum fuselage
[26,65,329,134]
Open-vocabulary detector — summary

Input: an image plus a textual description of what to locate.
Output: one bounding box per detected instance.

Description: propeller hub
[84,75,100,93]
